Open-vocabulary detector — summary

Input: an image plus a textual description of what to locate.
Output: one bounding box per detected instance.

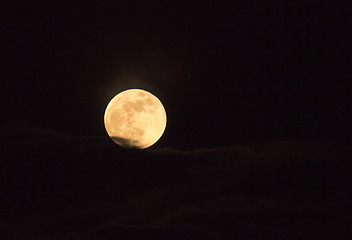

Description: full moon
[104,89,167,149]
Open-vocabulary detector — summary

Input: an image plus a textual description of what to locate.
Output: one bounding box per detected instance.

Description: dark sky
[2,1,349,149]
[1,1,350,239]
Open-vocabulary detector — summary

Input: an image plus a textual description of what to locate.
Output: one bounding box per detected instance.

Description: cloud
[146,144,257,157]
[146,137,346,164]
[1,127,349,239]
[111,136,142,149]
[1,122,346,160]
[257,137,344,159]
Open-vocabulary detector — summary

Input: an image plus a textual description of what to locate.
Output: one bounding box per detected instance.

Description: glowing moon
[104,89,167,149]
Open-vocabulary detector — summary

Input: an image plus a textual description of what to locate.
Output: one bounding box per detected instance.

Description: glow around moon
[104,89,167,149]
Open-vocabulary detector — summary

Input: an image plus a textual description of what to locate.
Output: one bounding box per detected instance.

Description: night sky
[1,1,350,239]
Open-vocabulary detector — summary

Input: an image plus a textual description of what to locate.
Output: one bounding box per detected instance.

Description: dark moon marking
[111,136,141,149]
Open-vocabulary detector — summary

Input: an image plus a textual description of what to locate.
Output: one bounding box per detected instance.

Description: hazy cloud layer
[1,127,349,239]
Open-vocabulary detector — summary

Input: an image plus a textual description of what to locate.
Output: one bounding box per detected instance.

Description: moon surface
[104,89,167,149]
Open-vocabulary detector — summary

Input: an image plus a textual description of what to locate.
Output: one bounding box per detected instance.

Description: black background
[1,1,351,239]
[1,1,350,148]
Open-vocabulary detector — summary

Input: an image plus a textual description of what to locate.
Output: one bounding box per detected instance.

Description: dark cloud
[0,128,349,239]
[111,136,142,149]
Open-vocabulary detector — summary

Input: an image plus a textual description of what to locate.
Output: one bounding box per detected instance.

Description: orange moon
[104,89,167,149]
